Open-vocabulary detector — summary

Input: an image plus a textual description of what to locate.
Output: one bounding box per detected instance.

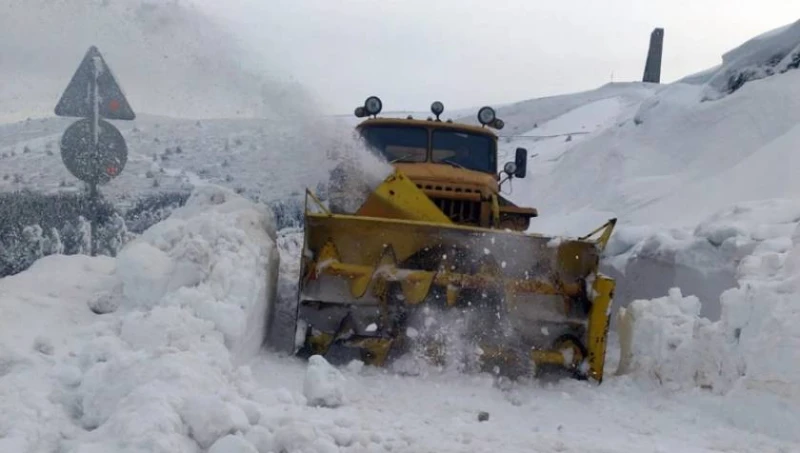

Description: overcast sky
[194,0,799,114]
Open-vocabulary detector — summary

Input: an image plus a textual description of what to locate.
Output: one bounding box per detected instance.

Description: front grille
[430,197,481,225]
[416,183,477,194]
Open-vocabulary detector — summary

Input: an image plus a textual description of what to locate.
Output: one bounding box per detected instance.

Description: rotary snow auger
[293,97,617,382]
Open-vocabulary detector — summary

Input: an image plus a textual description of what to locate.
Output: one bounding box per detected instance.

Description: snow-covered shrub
[0,190,140,277]
[122,190,191,234]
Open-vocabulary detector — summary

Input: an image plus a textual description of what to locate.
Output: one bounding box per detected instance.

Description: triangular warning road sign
[55,46,136,120]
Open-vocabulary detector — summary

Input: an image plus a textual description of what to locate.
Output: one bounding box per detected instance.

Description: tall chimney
[643,28,664,83]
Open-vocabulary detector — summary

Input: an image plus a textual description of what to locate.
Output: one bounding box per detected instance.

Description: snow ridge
[0,185,280,452]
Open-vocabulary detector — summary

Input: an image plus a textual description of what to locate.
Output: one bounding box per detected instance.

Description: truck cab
[353,97,537,231]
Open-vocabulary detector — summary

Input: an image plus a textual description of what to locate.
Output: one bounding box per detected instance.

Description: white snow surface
[520,97,624,138]
[0,185,279,452]
[617,215,800,442]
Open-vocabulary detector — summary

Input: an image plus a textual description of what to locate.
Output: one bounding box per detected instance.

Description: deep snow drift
[616,201,800,442]
[0,185,279,452]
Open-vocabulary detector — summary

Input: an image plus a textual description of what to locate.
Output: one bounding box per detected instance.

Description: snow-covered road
[256,224,800,453]
[247,350,796,453]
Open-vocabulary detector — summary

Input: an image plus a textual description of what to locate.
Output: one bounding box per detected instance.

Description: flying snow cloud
[0,0,320,122]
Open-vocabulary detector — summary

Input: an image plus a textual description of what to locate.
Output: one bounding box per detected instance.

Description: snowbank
[616,200,800,440]
[0,255,117,452]
[700,19,800,101]
[0,185,280,452]
[458,82,657,136]
[615,288,732,390]
[116,184,280,363]
[519,97,623,138]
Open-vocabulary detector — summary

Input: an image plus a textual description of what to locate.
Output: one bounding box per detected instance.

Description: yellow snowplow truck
[293,97,617,382]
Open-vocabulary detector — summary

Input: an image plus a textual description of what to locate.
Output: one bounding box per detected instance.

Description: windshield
[432,130,495,173]
[360,126,427,163]
[360,125,496,173]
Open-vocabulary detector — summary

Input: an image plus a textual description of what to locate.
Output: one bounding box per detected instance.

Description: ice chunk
[303,355,346,408]
[116,241,173,310]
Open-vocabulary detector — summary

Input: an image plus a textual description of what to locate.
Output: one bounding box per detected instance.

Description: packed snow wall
[0,184,280,452]
[616,200,800,442]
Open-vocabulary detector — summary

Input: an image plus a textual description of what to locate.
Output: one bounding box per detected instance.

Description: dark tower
[643,28,664,83]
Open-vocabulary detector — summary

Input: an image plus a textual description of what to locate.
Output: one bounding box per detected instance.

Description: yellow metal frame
[356,171,453,223]
[305,187,616,244]
[304,236,616,380]
[586,274,615,381]
[297,171,618,382]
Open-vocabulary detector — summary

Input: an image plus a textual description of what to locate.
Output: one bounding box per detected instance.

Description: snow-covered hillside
[482,20,800,323]
[0,114,347,207]
[498,19,800,232]
[3,3,800,452]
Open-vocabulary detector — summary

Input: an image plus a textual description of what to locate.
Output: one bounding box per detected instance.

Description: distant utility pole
[642,28,664,83]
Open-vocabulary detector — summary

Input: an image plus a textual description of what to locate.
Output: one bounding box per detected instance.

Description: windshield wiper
[439,159,466,169]
[389,153,415,164]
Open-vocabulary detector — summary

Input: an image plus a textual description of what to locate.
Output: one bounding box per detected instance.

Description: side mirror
[514,147,527,178]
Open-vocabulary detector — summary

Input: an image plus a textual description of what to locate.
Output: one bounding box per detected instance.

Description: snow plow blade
[294,171,616,382]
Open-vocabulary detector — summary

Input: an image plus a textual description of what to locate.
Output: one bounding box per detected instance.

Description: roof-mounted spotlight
[477,106,496,127]
[431,101,444,121]
[354,106,367,118]
[492,118,505,130]
[364,96,383,117]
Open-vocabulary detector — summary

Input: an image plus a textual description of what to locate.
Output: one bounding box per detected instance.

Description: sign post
[55,46,135,256]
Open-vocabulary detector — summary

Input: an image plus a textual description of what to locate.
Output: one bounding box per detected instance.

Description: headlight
[364,96,383,116]
[431,101,444,117]
[478,106,496,125]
